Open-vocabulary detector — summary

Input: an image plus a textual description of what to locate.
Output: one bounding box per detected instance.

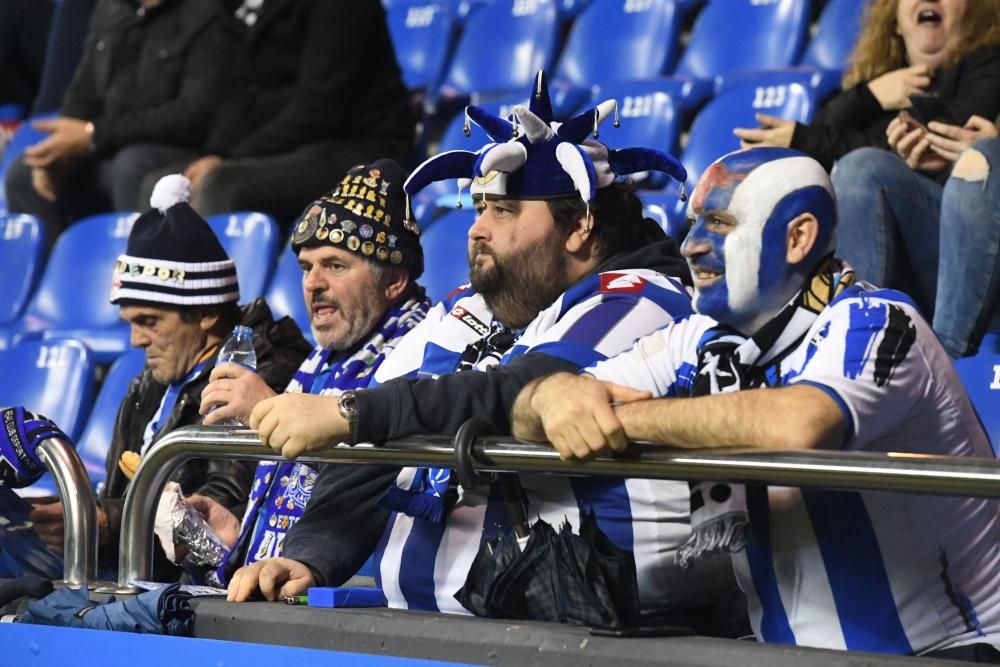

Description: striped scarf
[377,320,519,524]
[677,258,854,568]
[214,291,432,581]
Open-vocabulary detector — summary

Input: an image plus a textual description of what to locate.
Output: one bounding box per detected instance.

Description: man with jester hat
[515,148,1000,660]
[178,159,432,585]
[227,72,733,620]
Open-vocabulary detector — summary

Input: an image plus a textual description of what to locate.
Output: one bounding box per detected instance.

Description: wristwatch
[338,390,359,425]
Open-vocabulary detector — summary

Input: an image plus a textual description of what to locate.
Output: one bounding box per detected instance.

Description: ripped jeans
[832,139,1000,358]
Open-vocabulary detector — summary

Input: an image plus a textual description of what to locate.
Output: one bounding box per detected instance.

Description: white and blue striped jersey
[371,268,696,614]
[587,284,1000,654]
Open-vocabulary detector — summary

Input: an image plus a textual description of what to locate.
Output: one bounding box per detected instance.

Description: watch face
[339,391,358,421]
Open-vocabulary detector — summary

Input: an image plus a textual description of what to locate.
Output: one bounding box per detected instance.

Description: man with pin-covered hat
[186,159,431,585]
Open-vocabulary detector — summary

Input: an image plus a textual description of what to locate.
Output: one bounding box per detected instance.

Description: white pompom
[149,174,193,213]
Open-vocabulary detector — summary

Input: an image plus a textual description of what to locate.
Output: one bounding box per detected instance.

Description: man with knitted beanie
[28,174,311,578]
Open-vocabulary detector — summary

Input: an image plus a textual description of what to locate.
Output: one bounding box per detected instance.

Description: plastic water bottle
[217,325,257,371]
[212,325,257,425]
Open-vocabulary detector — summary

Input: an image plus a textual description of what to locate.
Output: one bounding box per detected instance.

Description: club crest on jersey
[600,272,646,294]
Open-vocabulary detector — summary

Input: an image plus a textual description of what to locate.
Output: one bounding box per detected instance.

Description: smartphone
[908,94,958,126]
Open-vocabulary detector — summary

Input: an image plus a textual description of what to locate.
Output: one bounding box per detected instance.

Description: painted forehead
[690,162,747,214]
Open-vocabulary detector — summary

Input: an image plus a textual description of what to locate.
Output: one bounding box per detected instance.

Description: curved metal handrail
[104,425,1000,592]
[35,437,98,587]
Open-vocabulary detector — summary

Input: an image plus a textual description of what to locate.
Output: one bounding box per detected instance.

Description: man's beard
[311,291,383,352]
[468,235,569,329]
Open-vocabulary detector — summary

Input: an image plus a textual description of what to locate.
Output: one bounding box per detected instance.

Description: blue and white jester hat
[403,71,688,219]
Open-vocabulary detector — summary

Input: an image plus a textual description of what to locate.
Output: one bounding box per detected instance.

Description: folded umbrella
[18,582,194,636]
[455,510,641,629]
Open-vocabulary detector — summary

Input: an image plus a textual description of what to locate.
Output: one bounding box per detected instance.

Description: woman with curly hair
[735,0,1000,359]
[733,0,1000,170]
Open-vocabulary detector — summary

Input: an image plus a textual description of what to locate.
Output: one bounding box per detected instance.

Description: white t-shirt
[588,285,1000,654]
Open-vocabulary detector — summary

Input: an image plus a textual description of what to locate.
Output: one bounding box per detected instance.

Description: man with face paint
[514,147,1000,660]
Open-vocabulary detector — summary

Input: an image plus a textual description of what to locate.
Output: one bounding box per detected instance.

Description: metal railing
[34,437,98,587]
[99,424,1000,593]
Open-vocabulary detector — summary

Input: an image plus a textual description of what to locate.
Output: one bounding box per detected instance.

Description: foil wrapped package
[153,482,229,569]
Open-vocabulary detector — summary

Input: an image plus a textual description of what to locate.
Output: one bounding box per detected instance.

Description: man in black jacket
[141,0,415,230]
[224,77,733,620]
[4,0,233,249]
[28,175,311,576]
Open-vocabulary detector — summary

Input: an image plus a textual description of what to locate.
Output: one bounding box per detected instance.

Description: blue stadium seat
[641,188,689,244]
[717,0,868,103]
[386,0,457,91]
[0,104,24,122]
[952,354,1000,457]
[0,337,96,441]
[590,80,684,188]
[265,240,314,345]
[3,338,97,498]
[800,0,867,72]
[438,0,560,98]
[0,214,46,324]
[552,0,681,115]
[418,208,475,303]
[683,79,816,185]
[206,212,280,302]
[0,113,56,215]
[0,212,138,363]
[672,0,811,90]
[75,348,146,492]
[556,0,591,19]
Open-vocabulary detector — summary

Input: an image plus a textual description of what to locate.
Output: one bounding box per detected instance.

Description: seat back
[440,0,560,96]
[75,348,146,491]
[591,80,683,187]
[206,212,280,302]
[419,208,476,303]
[952,354,1000,457]
[554,0,680,87]
[641,187,689,243]
[21,212,138,331]
[683,79,815,185]
[265,241,313,344]
[0,338,96,441]
[800,0,868,71]
[387,0,457,91]
[0,214,45,324]
[674,0,811,80]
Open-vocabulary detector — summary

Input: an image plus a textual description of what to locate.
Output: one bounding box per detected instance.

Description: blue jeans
[832,142,1000,358]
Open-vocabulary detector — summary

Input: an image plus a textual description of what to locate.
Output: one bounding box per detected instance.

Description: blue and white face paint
[681,148,836,334]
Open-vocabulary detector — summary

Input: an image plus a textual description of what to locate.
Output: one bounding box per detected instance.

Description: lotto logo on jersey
[450,305,490,337]
[600,272,647,294]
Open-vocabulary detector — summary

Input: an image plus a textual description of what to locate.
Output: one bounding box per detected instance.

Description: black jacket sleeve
[792,47,1000,172]
[281,464,401,586]
[790,84,890,171]
[353,352,580,444]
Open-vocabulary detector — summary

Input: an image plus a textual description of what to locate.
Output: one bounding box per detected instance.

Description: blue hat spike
[466,106,514,143]
[403,150,480,197]
[607,147,688,188]
[530,70,554,124]
[463,107,472,138]
[558,99,617,144]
